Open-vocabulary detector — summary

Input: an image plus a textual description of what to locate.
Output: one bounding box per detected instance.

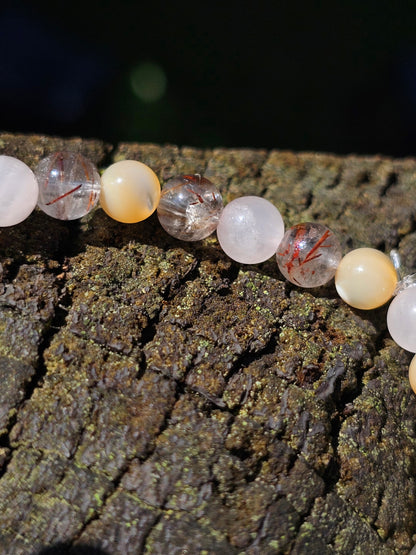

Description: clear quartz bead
[276,222,342,287]
[36,152,101,220]
[216,196,285,264]
[389,249,416,295]
[393,272,416,296]
[157,174,223,241]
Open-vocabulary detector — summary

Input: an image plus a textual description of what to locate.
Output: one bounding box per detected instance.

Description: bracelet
[1,151,415,393]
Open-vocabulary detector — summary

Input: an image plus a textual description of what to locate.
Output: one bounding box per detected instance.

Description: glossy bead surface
[276,222,342,287]
[157,174,223,241]
[0,155,39,226]
[387,287,416,352]
[216,196,285,264]
[335,247,397,310]
[100,160,160,223]
[36,152,101,220]
[409,355,416,394]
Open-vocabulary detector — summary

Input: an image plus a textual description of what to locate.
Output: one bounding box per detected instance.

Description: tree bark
[0,133,415,554]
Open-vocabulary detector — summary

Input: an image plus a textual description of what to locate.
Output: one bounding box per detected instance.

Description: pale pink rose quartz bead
[387,287,416,353]
[385,274,416,394]
[0,155,39,226]
[216,196,285,264]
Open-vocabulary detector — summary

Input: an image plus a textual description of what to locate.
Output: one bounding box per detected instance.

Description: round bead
[276,222,342,287]
[35,152,101,220]
[0,155,39,226]
[216,196,285,264]
[100,160,160,223]
[335,247,397,310]
[409,355,416,394]
[387,287,416,352]
[157,174,223,241]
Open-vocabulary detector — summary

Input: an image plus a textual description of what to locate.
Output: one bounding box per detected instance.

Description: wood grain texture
[0,133,415,554]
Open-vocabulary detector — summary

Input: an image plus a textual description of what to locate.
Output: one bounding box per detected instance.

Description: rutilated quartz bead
[100,160,160,223]
[157,174,223,241]
[276,222,342,287]
[36,152,101,220]
[335,247,397,310]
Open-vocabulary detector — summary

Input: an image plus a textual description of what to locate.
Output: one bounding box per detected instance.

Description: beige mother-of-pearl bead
[335,247,397,310]
[409,355,416,394]
[100,160,160,223]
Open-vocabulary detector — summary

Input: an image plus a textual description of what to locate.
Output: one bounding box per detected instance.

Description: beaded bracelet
[1,151,415,393]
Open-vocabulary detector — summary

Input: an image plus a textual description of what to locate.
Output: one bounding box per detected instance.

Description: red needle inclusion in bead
[35,151,101,220]
[276,223,342,287]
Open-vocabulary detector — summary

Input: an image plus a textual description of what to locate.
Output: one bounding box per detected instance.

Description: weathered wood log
[0,133,415,554]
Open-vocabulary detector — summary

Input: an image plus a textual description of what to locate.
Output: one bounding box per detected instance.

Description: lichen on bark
[0,133,415,554]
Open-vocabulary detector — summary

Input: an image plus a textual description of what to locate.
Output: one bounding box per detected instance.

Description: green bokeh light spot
[130,62,167,103]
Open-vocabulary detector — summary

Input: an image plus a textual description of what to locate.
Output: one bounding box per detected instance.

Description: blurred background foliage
[1,0,416,155]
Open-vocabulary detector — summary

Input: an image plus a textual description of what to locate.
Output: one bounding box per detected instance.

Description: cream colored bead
[335,247,397,310]
[100,160,160,223]
[409,355,416,394]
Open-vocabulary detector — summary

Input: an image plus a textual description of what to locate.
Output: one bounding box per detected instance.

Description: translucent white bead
[100,160,160,223]
[36,152,101,220]
[387,287,416,352]
[216,196,285,264]
[0,155,39,227]
[335,248,397,310]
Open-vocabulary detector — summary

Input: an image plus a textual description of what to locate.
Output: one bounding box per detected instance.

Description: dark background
[2,0,416,156]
